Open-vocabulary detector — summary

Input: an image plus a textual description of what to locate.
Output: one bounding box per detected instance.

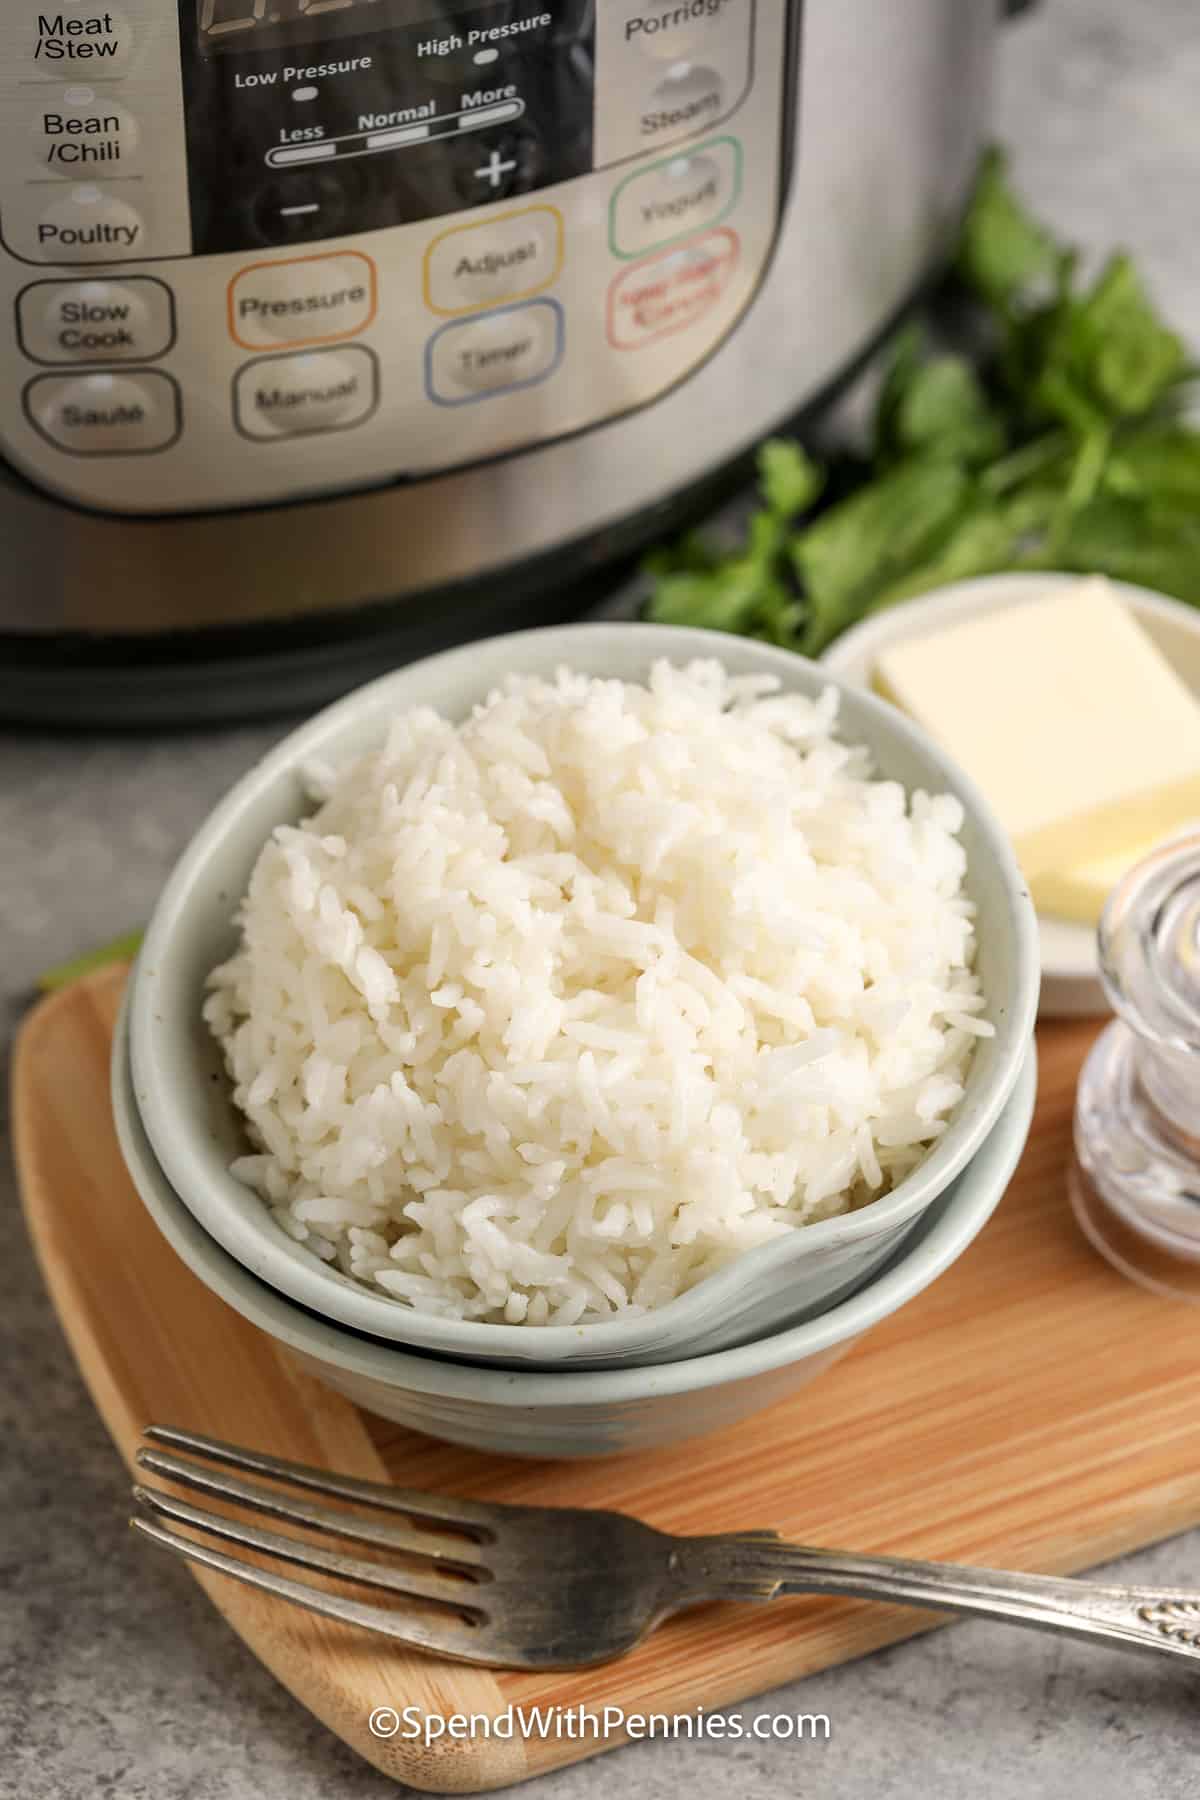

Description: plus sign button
[451,129,545,205]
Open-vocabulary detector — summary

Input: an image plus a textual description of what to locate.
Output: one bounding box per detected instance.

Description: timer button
[640,64,726,147]
[24,370,181,455]
[17,276,175,364]
[234,346,380,440]
[423,206,563,317]
[426,299,563,404]
[35,185,146,262]
[30,88,141,176]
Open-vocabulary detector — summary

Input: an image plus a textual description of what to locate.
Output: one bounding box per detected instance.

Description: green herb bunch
[645,150,1200,653]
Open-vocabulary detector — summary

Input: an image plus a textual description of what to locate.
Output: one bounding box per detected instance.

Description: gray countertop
[4,3,1200,1793]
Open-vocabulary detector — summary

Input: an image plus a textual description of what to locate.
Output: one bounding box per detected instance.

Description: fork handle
[678,1538,1200,1665]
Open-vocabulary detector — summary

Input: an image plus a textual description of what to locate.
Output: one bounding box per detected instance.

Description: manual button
[24,370,181,455]
[229,252,377,349]
[234,346,379,440]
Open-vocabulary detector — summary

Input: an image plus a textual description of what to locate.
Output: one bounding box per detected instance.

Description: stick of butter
[873,579,1200,884]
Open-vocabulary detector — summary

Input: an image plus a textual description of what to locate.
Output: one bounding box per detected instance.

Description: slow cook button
[24,370,181,455]
[606,227,739,349]
[30,88,141,176]
[610,138,740,257]
[423,205,564,317]
[17,276,175,364]
[234,346,379,440]
[640,63,725,144]
[35,184,145,261]
[229,252,378,349]
[426,299,563,404]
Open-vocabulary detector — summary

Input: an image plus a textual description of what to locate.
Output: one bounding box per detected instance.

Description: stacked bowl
[114,625,1040,1458]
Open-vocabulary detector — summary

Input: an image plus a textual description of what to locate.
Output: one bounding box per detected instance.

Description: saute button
[229,252,377,348]
[424,206,564,316]
[610,140,740,257]
[24,370,181,455]
[30,88,141,175]
[427,299,563,404]
[640,64,725,145]
[35,184,146,261]
[18,276,174,364]
[234,346,379,440]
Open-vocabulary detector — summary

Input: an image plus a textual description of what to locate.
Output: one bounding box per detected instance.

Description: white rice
[204,659,991,1327]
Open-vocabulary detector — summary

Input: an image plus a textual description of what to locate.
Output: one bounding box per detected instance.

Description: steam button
[641,64,725,144]
[24,370,181,455]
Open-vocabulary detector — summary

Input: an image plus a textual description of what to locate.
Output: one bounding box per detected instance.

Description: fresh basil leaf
[758,438,823,519]
[876,334,1006,467]
[956,147,1061,312]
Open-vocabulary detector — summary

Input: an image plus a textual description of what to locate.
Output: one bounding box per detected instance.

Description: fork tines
[130,1425,494,1655]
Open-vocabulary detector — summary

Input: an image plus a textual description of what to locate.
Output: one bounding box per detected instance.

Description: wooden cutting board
[13,968,1200,1794]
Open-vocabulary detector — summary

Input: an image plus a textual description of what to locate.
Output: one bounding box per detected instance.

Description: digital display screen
[198,0,409,52]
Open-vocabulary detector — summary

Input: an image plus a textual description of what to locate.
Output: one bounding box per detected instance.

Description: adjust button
[610,137,741,257]
[234,346,380,440]
[35,184,145,261]
[229,252,377,349]
[24,370,181,455]
[424,205,563,317]
[640,64,725,147]
[426,299,563,405]
[17,276,175,364]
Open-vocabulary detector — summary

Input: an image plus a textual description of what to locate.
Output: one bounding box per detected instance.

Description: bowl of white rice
[125,624,1038,1369]
[113,1005,1036,1457]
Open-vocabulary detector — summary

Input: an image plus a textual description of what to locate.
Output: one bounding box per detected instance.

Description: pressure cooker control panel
[0,1,792,514]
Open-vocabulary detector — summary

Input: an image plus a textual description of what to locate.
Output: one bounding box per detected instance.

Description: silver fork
[132,1425,1200,1673]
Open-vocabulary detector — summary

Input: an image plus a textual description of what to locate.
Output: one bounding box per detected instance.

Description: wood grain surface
[13,968,1200,1792]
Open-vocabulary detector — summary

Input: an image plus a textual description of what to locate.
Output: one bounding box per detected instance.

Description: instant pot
[0,0,1001,723]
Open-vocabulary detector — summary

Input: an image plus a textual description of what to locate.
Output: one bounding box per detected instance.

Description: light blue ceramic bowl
[125,623,1039,1369]
[113,1002,1036,1459]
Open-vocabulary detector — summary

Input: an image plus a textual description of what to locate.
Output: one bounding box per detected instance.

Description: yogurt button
[36,185,145,261]
[611,146,736,256]
[427,300,562,403]
[25,370,180,454]
[234,347,379,439]
[641,63,725,143]
[31,90,140,175]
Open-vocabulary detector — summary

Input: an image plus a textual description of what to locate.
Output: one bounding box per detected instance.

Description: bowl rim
[128,621,1040,1361]
[114,1002,1037,1405]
